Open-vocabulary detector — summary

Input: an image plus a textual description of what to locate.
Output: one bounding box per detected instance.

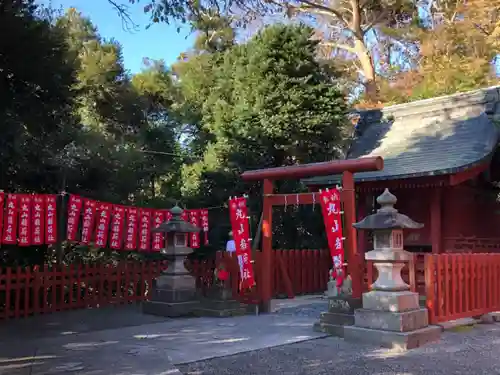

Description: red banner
[32,195,45,245]
[109,205,125,250]
[228,196,255,289]
[0,192,4,244]
[151,210,164,252]
[80,199,97,245]
[319,189,344,269]
[66,195,83,241]
[18,195,32,246]
[188,209,200,248]
[124,207,139,250]
[138,209,152,251]
[45,195,57,244]
[200,209,209,245]
[2,194,18,244]
[95,202,112,248]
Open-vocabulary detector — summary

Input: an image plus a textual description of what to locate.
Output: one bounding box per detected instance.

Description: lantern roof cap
[152,205,200,233]
[353,189,424,230]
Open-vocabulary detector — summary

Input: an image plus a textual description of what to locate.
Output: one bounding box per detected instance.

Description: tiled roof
[303,86,500,186]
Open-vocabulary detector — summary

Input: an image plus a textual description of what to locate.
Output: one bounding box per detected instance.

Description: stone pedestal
[344,290,441,350]
[142,266,201,317]
[313,296,361,337]
[195,286,247,317]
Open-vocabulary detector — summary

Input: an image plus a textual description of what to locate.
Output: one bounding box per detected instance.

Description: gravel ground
[178,314,500,375]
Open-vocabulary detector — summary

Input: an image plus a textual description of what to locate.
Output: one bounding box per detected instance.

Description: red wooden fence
[0,249,331,321]
[425,253,500,324]
[0,261,166,320]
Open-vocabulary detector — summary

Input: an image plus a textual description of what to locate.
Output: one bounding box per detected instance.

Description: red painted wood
[241,157,383,181]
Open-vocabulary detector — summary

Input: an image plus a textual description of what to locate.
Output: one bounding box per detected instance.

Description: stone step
[319,312,355,326]
[354,308,428,332]
[344,325,441,351]
[313,322,346,337]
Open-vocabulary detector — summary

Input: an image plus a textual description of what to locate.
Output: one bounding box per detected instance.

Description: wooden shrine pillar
[341,171,362,298]
[430,188,443,253]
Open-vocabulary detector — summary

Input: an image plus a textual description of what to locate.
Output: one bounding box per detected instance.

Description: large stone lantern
[142,205,201,317]
[343,189,441,351]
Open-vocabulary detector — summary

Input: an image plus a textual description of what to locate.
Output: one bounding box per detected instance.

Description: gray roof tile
[303,87,500,186]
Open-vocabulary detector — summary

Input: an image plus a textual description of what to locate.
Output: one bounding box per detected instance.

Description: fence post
[425,254,436,324]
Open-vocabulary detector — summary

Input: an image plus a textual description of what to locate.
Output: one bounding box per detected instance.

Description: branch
[362,9,389,35]
[320,41,357,54]
[350,0,363,37]
[107,0,139,32]
[295,0,350,28]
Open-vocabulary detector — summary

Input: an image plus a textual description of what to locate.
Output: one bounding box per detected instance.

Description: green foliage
[176,23,348,248]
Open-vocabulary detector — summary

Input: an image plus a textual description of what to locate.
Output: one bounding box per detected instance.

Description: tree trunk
[353,38,377,100]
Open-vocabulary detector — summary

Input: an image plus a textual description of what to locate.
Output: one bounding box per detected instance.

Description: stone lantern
[343,189,441,351]
[142,205,201,317]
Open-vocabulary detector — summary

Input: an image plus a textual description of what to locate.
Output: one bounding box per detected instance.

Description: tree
[177,23,349,247]
[0,0,78,192]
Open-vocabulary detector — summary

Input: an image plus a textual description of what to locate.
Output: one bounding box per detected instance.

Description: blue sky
[42,0,195,73]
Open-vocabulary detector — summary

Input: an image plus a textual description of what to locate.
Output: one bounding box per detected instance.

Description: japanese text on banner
[2,194,18,244]
[228,196,255,289]
[200,209,209,245]
[319,189,344,268]
[95,202,112,248]
[138,209,152,251]
[124,207,138,250]
[110,205,125,250]
[188,209,200,248]
[45,195,58,244]
[18,195,32,246]
[80,199,97,245]
[32,195,45,245]
[66,195,83,241]
[151,210,164,252]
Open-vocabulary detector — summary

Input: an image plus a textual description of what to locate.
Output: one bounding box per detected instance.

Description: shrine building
[303,86,500,254]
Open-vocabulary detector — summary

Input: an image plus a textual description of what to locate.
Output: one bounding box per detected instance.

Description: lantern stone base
[344,290,441,351]
[142,274,200,318]
[194,286,248,318]
[142,299,200,317]
[313,296,361,337]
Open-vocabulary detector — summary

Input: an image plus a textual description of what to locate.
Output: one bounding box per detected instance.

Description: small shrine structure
[241,157,384,312]
[303,86,500,254]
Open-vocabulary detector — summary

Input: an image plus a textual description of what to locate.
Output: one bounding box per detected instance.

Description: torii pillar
[241,157,384,313]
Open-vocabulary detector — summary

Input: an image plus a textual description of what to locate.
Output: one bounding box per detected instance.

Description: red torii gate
[241,157,384,312]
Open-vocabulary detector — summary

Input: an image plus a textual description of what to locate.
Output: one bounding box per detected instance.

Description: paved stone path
[0,304,327,375]
[3,300,500,374]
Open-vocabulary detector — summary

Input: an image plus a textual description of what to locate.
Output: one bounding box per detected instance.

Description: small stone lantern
[343,189,441,351]
[142,205,201,317]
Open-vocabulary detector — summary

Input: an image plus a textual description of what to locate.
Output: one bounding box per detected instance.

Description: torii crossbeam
[241,157,384,313]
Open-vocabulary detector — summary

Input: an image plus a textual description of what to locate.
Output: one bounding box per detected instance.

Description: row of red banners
[0,193,209,251]
[67,195,208,251]
[319,188,345,286]
[0,193,57,246]
[228,196,255,290]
